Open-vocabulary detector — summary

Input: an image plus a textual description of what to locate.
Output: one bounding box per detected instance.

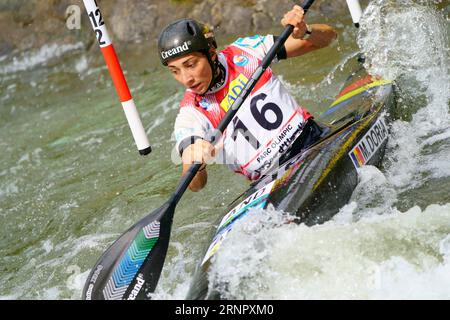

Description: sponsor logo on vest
[349,117,388,168]
[254,116,304,165]
[256,124,296,164]
[247,113,304,179]
[161,41,191,60]
[199,99,212,110]
[220,73,249,112]
[233,55,249,67]
[234,35,266,49]
[127,273,145,300]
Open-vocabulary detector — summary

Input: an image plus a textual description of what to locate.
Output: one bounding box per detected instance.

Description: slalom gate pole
[83,0,152,155]
[346,0,363,28]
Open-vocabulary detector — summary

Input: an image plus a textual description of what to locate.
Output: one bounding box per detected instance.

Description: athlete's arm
[174,106,214,191]
[181,139,215,192]
[281,5,337,58]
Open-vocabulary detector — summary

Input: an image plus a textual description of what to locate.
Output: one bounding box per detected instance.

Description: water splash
[208,204,450,299]
[0,42,84,74]
[358,0,449,82]
[359,1,449,199]
[205,0,450,300]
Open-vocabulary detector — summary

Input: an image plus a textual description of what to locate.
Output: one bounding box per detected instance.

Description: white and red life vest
[174,35,311,180]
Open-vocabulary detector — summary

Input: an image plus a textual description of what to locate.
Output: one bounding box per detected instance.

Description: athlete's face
[167,52,213,95]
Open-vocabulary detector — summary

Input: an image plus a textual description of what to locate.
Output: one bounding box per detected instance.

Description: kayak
[186,56,397,300]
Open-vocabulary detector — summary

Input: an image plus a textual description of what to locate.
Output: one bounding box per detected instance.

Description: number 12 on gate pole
[83,0,152,156]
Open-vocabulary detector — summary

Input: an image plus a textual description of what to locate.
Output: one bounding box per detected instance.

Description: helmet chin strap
[204,51,222,93]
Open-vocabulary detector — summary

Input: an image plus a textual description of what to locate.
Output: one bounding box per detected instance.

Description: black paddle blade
[82,200,175,300]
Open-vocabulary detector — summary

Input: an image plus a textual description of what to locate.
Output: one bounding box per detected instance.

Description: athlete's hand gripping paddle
[82,0,316,300]
[83,0,151,155]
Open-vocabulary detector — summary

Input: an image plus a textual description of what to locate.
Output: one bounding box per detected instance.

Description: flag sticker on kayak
[349,116,388,168]
[350,146,366,167]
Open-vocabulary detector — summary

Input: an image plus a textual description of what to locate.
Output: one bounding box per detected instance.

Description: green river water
[0,0,449,299]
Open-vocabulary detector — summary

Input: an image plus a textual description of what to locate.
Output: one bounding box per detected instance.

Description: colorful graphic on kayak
[349,116,388,168]
[324,79,392,116]
[201,181,275,265]
[272,157,303,191]
[233,55,250,67]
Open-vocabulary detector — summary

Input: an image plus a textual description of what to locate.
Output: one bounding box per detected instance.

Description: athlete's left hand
[281,5,308,39]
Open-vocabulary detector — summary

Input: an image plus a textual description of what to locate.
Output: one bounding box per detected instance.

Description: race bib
[222,78,307,178]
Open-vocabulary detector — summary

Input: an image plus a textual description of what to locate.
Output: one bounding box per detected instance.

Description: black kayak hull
[186,63,397,300]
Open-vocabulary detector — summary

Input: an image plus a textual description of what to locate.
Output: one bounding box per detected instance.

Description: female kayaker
[158,5,337,191]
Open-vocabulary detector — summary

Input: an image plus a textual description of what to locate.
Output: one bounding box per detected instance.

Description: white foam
[75,55,89,74]
[0,293,21,300]
[357,0,450,192]
[36,233,118,270]
[208,204,450,299]
[152,240,196,300]
[66,267,90,297]
[80,137,103,149]
[440,235,450,262]
[348,166,398,220]
[42,287,61,300]
[421,129,450,146]
[0,42,84,74]
[358,1,449,83]
[332,201,358,225]
[42,240,54,254]
[0,181,19,199]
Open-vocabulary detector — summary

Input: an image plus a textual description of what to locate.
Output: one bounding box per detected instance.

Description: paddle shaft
[170,0,316,206]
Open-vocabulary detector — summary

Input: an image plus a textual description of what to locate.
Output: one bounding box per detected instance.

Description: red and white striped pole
[83,0,151,155]
[346,0,363,28]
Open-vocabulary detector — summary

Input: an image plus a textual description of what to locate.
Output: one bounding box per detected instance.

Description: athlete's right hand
[281,5,308,39]
[181,139,216,192]
[182,139,216,167]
